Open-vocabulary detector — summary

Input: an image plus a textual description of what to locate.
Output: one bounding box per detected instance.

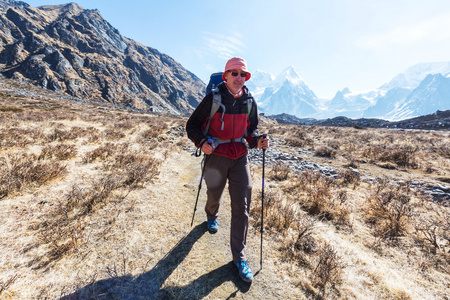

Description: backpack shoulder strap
[247,92,253,115]
[244,92,254,137]
[203,88,226,135]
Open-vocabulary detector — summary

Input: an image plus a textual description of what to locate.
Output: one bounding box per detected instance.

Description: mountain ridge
[267,109,450,130]
[0,0,205,115]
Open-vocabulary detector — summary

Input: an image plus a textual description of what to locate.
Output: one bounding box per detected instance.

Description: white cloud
[202,32,246,59]
[357,13,450,50]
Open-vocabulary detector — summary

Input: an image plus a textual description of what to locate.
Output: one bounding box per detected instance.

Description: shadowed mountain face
[0,1,205,114]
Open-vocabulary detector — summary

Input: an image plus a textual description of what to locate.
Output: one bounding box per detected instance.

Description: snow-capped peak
[257,65,319,118]
[273,65,305,87]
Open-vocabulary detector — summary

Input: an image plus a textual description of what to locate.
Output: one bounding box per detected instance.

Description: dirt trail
[145,150,300,299]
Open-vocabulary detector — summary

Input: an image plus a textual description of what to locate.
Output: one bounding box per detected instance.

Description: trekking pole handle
[262,133,267,142]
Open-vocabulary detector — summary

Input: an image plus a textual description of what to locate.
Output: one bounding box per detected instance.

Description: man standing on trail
[186,57,269,283]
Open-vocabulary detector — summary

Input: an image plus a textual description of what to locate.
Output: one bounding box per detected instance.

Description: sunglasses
[229,71,248,78]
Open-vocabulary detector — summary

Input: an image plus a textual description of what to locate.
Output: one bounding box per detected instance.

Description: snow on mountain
[322,88,381,119]
[385,73,450,120]
[362,62,450,120]
[362,87,411,119]
[245,69,274,101]
[244,62,450,121]
[380,62,450,90]
[272,65,306,87]
[257,66,319,118]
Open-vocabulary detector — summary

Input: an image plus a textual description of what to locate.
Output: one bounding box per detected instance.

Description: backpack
[203,72,253,136]
[206,72,224,95]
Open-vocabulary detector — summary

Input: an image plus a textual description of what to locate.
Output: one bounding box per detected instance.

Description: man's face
[224,69,247,94]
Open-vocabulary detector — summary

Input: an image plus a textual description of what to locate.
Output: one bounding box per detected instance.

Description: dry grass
[0,153,67,199]
[0,80,449,299]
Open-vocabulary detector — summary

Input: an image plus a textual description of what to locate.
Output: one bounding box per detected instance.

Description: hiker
[186,57,269,283]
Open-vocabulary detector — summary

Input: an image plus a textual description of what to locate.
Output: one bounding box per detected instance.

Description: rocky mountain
[361,62,450,120]
[258,66,319,118]
[326,87,378,119]
[362,87,410,119]
[384,73,450,121]
[0,0,205,114]
[245,69,274,100]
[0,0,25,10]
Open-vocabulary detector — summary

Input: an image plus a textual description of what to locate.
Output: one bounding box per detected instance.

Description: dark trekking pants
[203,154,252,262]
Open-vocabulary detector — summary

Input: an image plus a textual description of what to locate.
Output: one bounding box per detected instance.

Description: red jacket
[186,83,260,159]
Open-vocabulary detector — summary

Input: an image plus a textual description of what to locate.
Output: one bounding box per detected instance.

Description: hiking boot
[207,219,218,233]
[234,261,253,283]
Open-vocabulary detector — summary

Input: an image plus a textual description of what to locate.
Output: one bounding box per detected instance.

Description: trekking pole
[191,139,213,226]
[260,134,267,269]
[191,154,207,226]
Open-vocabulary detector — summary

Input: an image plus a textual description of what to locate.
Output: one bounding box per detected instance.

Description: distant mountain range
[250,63,450,121]
[266,110,450,130]
[0,0,204,114]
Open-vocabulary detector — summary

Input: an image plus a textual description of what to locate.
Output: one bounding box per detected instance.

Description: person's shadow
[62,222,251,299]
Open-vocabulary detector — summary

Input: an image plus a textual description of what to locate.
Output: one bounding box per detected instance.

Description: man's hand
[257,136,269,149]
[202,139,215,154]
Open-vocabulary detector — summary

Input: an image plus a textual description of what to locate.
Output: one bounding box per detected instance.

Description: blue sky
[24,0,450,99]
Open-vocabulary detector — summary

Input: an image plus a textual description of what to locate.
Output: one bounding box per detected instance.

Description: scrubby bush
[365,179,414,239]
[294,214,317,253]
[104,152,160,188]
[103,128,126,141]
[65,176,120,215]
[0,153,67,198]
[412,204,450,255]
[286,170,352,227]
[0,105,23,112]
[39,144,78,161]
[82,143,119,163]
[314,146,337,158]
[141,127,165,140]
[268,161,290,181]
[312,242,345,289]
[47,128,70,142]
[0,128,42,148]
[338,168,361,188]
[286,136,306,148]
[363,144,418,168]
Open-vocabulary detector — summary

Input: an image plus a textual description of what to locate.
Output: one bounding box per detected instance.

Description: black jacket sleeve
[186,93,213,147]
